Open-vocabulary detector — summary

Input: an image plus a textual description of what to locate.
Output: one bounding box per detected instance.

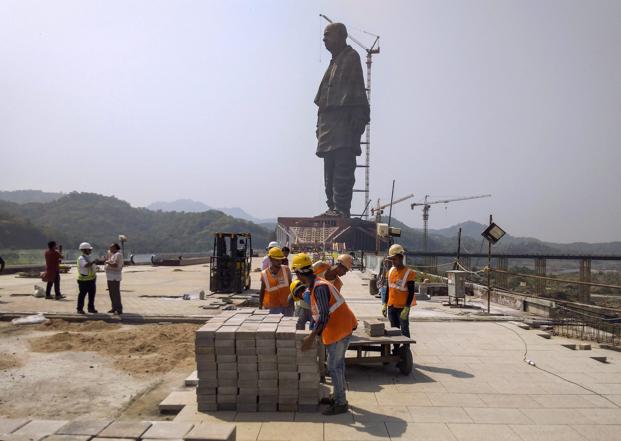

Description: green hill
[0,193,273,253]
[0,190,64,204]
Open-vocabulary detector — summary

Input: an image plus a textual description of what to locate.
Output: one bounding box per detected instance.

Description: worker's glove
[400,306,410,321]
[381,303,387,317]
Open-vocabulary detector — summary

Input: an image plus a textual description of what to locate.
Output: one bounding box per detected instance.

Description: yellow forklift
[209,232,253,293]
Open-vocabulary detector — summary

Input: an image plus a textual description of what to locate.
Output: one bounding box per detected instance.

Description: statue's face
[323,24,345,52]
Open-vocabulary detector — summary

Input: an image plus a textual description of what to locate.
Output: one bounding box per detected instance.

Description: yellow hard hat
[268,247,285,260]
[292,253,313,271]
[337,254,354,270]
[388,244,405,257]
[290,279,305,296]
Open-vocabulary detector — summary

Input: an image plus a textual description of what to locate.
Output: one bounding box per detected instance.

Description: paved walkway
[0,262,520,321]
[174,320,621,440]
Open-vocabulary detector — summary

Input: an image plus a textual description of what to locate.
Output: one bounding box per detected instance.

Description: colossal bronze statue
[315,23,370,218]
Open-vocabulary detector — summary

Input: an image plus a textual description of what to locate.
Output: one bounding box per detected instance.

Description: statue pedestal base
[276,215,385,252]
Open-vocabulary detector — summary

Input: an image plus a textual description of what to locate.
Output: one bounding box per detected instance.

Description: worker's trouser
[77,279,96,312]
[388,306,410,338]
[326,334,352,406]
[323,148,357,215]
[295,305,313,330]
[107,280,123,313]
[46,272,61,296]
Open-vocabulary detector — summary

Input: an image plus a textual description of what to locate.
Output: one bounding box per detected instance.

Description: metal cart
[319,329,416,376]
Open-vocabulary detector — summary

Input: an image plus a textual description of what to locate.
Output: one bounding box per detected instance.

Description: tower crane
[411,194,492,252]
[320,14,379,219]
[370,194,415,224]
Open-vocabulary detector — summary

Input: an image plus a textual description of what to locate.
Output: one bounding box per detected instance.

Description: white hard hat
[388,244,405,257]
[79,242,93,251]
[267,241,279,250]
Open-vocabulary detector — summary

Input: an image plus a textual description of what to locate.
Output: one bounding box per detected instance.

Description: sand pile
[0,353,22,370]
[29,321,199,375]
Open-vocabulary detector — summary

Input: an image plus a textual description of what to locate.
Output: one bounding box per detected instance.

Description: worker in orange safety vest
[382,244,416,344]
[294,252,357,416]
[259,247,293,315]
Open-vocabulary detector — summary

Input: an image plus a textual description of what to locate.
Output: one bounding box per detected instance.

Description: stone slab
[45,436,93,441]
[0,419,30,435]
[185,371,199,387]
[142,422,194,439]
[11,420,69,441]
[160,391,196,413]
[57,420,113,436]
[92,438,135,441]
[184,423,236,441]
[98,421,151,439]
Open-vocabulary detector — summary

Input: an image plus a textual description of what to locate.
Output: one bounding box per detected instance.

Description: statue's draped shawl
[315,46,370,157]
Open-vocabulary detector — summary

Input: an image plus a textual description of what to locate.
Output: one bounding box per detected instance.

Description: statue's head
[323,23,347,53]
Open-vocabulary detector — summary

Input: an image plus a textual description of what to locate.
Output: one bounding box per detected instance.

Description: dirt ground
[0,319,199,420]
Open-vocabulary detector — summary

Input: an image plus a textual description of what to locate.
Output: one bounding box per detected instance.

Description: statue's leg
[332,148,356,217]
[324,153,336,210]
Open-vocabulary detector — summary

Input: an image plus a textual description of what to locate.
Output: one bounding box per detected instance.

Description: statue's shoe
[319,209,341,217]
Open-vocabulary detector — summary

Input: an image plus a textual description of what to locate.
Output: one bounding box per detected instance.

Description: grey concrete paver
[56,420,112,436]
[234,412,294,423]
[44,436,92,441]
[463,407,533,425]
[0,419,30,435]
[159,391,196,413]
[425,393,486,408]
[257,422,322,441]
[11,420,68,441]
[477,394,542,409]
[446,423,522,441]
[521,408,591,425]
[571,424,621,441]
[530,394,616,409]
[323,422,388,441]
[350,405,412,423]
[576,408,621,424]
[226,422,261,441]
[183,423,236,441]
[385,422,457,440]
[141,422,194,439]
[98,421,151,439]
[406,407,472,423]
[509,424,587,441]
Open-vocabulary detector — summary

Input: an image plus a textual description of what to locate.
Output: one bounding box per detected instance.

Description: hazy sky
[1,0,620,243]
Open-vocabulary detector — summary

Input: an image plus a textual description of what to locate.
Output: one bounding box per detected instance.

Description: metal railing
[553,304,621,347]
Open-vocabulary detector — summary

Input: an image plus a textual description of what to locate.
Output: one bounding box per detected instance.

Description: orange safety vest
[310,278,357,346]
[387,266,417,308]
[314,263,343,292]
[261,266,291,308]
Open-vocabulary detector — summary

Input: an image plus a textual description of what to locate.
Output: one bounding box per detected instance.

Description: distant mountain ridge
[0,190,64,204]
[147,199,276,224]
[0,193,273,252]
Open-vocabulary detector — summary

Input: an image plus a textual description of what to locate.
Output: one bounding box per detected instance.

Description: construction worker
[261,241,280,270]
[312,254,353,292]
[382,244,416,345]
[281,246,291,267]
[294,253,357,415]
[76,242,98,314]
[259,247,293,315]
[290,279,312,330]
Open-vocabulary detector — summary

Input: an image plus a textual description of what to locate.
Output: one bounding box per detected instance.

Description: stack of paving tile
[195,311,320,412]
[296,329,320,412]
